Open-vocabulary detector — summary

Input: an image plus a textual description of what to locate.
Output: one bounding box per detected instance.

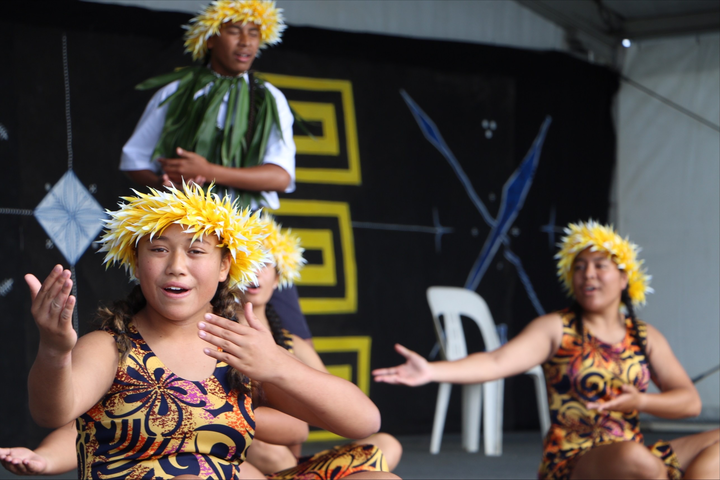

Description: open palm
[373,344,433,386]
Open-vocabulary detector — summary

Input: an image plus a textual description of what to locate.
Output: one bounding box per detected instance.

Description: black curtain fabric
[0,1,618,446]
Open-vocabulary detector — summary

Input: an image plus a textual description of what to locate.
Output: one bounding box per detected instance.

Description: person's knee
[684,437,720,480]
[246,440,296,474]
[357,433,403,471]
[376,433,403,470]
[614,443,665,479]
[345,473,401,479]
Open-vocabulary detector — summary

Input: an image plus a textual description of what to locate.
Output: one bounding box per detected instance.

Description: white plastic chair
[426,286,551,456]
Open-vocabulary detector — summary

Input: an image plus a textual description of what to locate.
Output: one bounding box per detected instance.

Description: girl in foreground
[1,212,401,478]
[374,221,719,479]
[21,183,397,479]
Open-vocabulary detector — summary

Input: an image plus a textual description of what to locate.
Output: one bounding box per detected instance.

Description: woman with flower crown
[18,183,398,480]
[1,211,401,479]
[374,220,719,479]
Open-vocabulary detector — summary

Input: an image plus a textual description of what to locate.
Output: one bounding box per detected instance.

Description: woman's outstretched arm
[587,323,702,418]
[373,313,563,386]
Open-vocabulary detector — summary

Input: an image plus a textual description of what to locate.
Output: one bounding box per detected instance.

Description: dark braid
[247,299,292,407]
[621,288,654,377]
[210,280,240,323]
[570,300,585,351]
[266,303,292,351]
[98,285,146,360]
[621,288,637,324]
[209,280,251,395]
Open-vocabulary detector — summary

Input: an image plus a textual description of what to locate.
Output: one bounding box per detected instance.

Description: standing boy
[121,0,310,339]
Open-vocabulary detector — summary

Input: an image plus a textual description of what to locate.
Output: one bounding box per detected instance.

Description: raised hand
[159,147,211,185]
[198,302,290,383]
[25,265,77,354]
[0,447,48,475]
[373,344,434,386]
[586,384,646,413]
[161,173,207,189]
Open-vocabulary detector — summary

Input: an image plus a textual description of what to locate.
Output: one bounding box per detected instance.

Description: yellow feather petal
[97,182,265,290]
[183,0,286,61]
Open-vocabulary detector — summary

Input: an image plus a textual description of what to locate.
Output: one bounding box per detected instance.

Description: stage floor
[1,431,687,479]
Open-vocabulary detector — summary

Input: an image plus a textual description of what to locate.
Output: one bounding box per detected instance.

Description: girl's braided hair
[266,302,291,351]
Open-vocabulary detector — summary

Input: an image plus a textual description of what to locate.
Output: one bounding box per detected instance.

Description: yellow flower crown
[183,0,286,61]
[259,212,305,289]
[555,220,653,308]
[97,183,268,290]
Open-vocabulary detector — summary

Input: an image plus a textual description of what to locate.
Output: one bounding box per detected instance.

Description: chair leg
[430,382,452,454]
[482,379,504,456]
[461,384,482,453]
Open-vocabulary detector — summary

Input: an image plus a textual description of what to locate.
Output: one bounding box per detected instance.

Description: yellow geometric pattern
[308,336,372,442]
[290,102,340,156]
[260,73,361,185]
[270,199,357,314]
[263,74,370,444]
[293,229,336,286]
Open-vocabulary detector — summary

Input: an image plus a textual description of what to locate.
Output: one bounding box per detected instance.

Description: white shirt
[120,74,296,209]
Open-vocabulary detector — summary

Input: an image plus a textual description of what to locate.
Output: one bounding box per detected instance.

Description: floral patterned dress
[538,311,682,480]
[76,324,387,479]
[76,324,255,479]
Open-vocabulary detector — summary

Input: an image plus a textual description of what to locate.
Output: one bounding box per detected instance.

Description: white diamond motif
[34,171,106,265]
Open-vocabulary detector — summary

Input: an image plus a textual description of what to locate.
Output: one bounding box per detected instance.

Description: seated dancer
[0,418,265,479]
[2,213,402,479]
[20,183,398,479]
[121,0,311,342]
[374,220,719,479]
[242,214,402,475]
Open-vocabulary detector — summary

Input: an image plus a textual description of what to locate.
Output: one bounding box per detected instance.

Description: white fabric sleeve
[119,81,180,173]
[262,82,296,194]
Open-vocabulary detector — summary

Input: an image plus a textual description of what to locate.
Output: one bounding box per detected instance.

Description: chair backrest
[426,286,501,362]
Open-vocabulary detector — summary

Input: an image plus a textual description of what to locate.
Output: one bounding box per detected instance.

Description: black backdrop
[0,1,618,446]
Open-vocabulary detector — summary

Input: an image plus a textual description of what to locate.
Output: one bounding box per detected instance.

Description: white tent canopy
[82,0,567,51]
[617,32,719,421]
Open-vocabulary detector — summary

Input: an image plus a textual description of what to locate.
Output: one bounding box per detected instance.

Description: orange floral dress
[538,311,683,480]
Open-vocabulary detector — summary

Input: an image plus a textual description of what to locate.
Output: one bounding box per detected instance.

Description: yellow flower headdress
[555,220,653,308]
[259,212,306,289]
[97,183,268,290]
[184,0,286,61]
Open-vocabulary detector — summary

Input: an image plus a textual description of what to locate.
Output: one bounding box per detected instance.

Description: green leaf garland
[137,66,283,207]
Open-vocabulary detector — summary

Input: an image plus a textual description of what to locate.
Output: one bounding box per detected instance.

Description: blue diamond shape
[34,171,105,265]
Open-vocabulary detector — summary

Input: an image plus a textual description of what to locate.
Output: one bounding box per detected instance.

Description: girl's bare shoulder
[528,311,565,332]
[74,329,119,360]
